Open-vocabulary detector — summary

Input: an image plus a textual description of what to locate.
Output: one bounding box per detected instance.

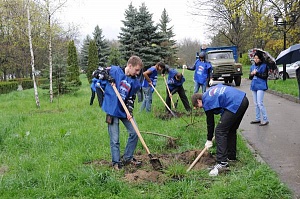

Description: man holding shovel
[96,55,144,170]
[163,67,191,113]
[191,84,249,176]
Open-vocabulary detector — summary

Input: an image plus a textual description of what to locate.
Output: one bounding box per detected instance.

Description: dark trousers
[215,96,249,162]
[95,87,104,107]
[90,88,95,105]
[166,86,191,111]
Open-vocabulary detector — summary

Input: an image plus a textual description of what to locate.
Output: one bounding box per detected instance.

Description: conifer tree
[158,8,178,66]
[93,25,110,67]
[86,40,98,83]
[67,40,81,89]
[79,35,91,72]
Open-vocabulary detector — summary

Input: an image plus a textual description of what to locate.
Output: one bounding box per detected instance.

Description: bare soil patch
[86,149,215,183]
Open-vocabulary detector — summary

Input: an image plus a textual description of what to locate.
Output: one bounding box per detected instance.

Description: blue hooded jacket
[101,66,141,118]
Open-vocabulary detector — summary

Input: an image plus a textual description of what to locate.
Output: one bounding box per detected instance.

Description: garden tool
[111,84,163,170]
[150,84,176,117]
[163,76,175,109]
[187,136,215,172]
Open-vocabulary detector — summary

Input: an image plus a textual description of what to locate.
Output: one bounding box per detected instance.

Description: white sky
[59,0,209,43]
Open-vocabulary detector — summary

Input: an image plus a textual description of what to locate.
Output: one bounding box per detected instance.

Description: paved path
[238,79,300,199]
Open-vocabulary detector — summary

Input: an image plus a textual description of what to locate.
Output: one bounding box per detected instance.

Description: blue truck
[199,45,243,86]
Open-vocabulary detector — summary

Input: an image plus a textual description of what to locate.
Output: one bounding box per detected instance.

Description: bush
[0,81,18,94]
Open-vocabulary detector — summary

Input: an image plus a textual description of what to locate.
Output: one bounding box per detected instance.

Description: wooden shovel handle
[187,136,215,172]
[111,84,151,155]
[163,76,175,109]
[150,84,174,114]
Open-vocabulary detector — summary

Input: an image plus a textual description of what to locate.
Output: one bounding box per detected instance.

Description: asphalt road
[236,78,300,199]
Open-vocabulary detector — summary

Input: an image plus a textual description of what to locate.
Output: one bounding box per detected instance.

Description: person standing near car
[185,52,213,93]
[249,52,269,126]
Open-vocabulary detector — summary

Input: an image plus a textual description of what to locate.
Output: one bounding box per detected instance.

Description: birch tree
[27,1,40,108]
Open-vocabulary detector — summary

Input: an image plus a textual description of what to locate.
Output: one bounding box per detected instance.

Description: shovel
[111,84,163,170]
[150,84,177,117]
[163,76,175,109]
[187,136,215,172]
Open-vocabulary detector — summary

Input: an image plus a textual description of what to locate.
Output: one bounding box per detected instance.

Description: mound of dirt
[86,149,215,183]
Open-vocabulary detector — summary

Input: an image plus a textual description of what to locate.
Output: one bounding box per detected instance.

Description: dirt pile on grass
[87,149,215,183]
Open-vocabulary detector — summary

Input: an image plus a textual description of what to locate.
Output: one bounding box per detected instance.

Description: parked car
[278,61,300,79]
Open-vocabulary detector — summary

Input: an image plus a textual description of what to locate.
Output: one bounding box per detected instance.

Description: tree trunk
[47,0,53,103]
[27,3,40,108]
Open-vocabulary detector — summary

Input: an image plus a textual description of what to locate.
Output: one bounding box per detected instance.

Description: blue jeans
[252,90,269,122]
[140,87,153,112]
[194,81,206,93]
[108,117,139,165]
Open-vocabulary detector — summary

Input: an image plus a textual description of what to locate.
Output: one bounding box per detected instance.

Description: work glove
[209,79,214,86]
[205,140,213,149]
[182,65,187,69]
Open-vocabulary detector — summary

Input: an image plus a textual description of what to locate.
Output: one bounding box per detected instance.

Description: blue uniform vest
[203,84,246,114]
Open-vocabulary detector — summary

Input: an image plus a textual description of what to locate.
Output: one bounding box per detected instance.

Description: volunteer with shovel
[163,67,191,113]
[191,84,249,176]
[96,55,144,170]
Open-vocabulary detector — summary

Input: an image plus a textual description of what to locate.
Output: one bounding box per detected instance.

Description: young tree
[93,25,110,67]
[86,40,98,83]
[79,35,91,72]
[157,8,178,66]
[67,40,81,88]
[27,1,40,108]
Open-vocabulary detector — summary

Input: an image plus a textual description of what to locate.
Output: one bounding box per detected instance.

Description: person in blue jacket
[186,52,213,93]
[191,84,249,176]
[89,77,98,105]
[164,67,191,112]
[96,55,144,170]
[249,52,269,126]
[140,61,166,112]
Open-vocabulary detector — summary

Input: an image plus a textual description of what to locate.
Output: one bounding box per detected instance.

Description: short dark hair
[191,93,203,107]
[156,61,166,69]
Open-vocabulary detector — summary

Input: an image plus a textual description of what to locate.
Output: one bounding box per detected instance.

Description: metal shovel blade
[149,154,163,170]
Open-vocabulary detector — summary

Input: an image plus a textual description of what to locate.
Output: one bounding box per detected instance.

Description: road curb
[266,89,300,104]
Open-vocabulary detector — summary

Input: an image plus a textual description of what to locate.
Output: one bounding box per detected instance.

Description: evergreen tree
[119,3,138,59]
[67,40,81,90]
[107,47,126,66]
[86,40,98,83]
[93,25,110,67]
[119,3,164,68]
[157,8,178,66]
[79,35,91,72]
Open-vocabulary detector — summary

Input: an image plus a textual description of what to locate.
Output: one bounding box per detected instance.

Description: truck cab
[200,46,243,86]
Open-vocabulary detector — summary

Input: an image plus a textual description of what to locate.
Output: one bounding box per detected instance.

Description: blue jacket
[167,69,185,91]
[90,78,98,92]
[250,63,268,91]
[203,84,246,114]
[101,66,141,118]
[190,59,212,84]
[142,66,158,88]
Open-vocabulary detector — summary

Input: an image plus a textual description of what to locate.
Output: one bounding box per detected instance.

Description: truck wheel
[234,76,241,86]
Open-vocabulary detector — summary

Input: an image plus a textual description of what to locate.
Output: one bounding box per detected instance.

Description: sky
[59,0,209,43]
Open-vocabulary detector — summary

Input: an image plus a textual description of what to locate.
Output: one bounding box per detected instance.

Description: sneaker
[259,121,269,126]
[122,158,142,167]
[250,120,260,124]
[227,158,238,162]
[209,162,229,176]
[112,163,123,171]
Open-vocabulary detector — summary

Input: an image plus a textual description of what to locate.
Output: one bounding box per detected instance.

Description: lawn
[0,70,293,198]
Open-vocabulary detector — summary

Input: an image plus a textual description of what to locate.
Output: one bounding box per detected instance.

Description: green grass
[0,72,293,198]
[243,64,299,98]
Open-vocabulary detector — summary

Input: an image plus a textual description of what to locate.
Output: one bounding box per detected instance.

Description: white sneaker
[209,162,229,176]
